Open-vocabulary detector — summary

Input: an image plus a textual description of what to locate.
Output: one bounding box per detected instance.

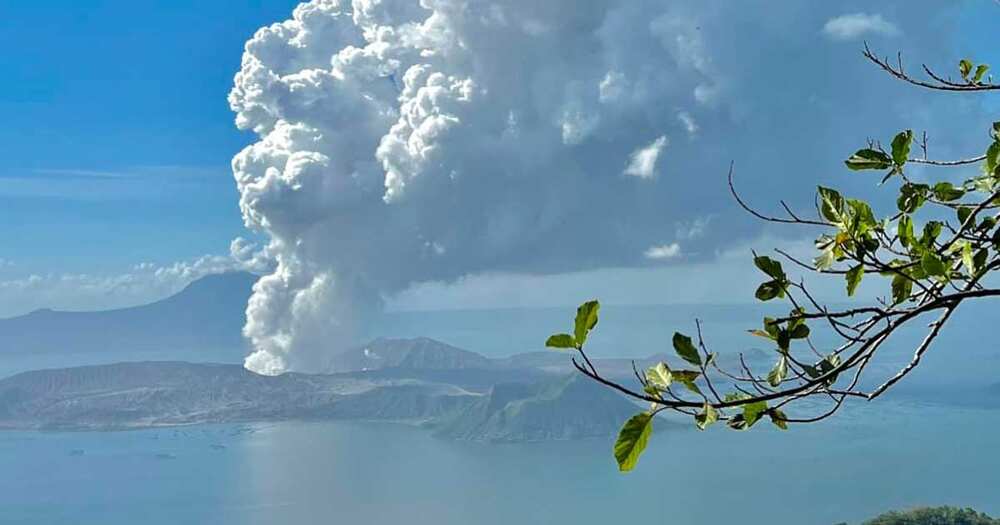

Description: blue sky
[0,1,998,320]
[0,0,298,276]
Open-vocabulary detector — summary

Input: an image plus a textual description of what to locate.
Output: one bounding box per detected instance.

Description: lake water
[4,303,999,524]
[2,400,998,525]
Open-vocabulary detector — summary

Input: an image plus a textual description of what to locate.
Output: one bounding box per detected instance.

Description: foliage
[547,50,1000,470]
[861,506,999,525]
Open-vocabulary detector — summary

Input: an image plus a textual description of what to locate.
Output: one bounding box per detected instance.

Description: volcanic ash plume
[230,0,729,374]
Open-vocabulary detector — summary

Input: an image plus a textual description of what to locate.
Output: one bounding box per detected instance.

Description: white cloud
[33,168,130,179]
[644,243,682,260]
[675,216,711,240]
[677,111,699,137]
[823,13,900,40]
[1,165,227,200]
[623,136,669,179]
[0,238,271,318]
[599,71,628,103]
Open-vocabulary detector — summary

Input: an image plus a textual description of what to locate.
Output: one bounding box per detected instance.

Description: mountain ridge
[0,361,642,442]
[0,271,257,364]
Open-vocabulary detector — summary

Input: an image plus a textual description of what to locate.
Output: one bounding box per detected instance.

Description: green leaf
[614,413,653,472]
[891,274,913,305]
[743,400,768,427]
[992,121,1000,142]
[767,356,788,387]
[879,259,907,277]
[845,264,864,297]
[724,392,750,403]
[755,280,785,301]
[921,221,943,245]
[974,248,989,274]
[763,317,780,339]
[847,199,877,234]
[898,215,914,248]
[986,142,1000,176]
[932,182,965,202]
[545,333,577,349]
[812,354,843,386]
[959,58,973,79]
[973,64,990,83]
[672,332,702,367]
[897,183,929,214]
[956,207,974,228]
[920,252,947,277]
[671,370,703,395]
[789,323,810,339]
[961,242,976,276]
[694,402,717,430]
[818,186,846,223]
[845,149,893,171]
[776,329,790,352]
[753,256,785,280]
[642,384,661,399]
[573,300,600,346]
[890,130,913,166]
[769,409,789,430]
[646,362,672,389]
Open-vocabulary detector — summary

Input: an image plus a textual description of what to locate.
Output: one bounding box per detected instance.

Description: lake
[2,400,998,525]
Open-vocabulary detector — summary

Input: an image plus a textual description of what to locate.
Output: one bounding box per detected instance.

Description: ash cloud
[230,0,981,374]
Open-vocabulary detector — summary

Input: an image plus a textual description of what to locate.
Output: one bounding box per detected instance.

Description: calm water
[4,304,999,524]
[2,401,998,525]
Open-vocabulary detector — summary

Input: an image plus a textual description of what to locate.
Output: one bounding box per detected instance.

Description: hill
[327,336,495,372]
[0,272,256,363]
[435,374,640,442]
[0,361,638,441]
[856,507,999,525]
[0,361,477,430]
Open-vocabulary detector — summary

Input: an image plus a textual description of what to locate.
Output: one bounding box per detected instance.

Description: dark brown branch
[863,43,1000,92]
[728,164,830,226]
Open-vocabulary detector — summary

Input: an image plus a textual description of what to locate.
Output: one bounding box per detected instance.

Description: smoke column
[230,0,961,374]
[228,0,722,374]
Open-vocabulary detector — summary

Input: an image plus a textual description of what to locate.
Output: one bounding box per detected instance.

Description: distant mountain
[328,336,495,372]
[0,272,256,362]
[435,374,640,442]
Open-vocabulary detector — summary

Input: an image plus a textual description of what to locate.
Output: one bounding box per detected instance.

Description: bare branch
[863,43,1000,92]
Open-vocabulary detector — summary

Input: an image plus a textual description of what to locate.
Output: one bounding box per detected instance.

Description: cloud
[823,13,900,40]
[0,238,270,318]
[387,234,875,312]
[675,216,711,240]
[644,243,682,260]
[677,111,699,137]
[624,136,669,179]
[0,165,229,200]
[30,168,131,180]
[230,0,725,374]
[228,0,980,374]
